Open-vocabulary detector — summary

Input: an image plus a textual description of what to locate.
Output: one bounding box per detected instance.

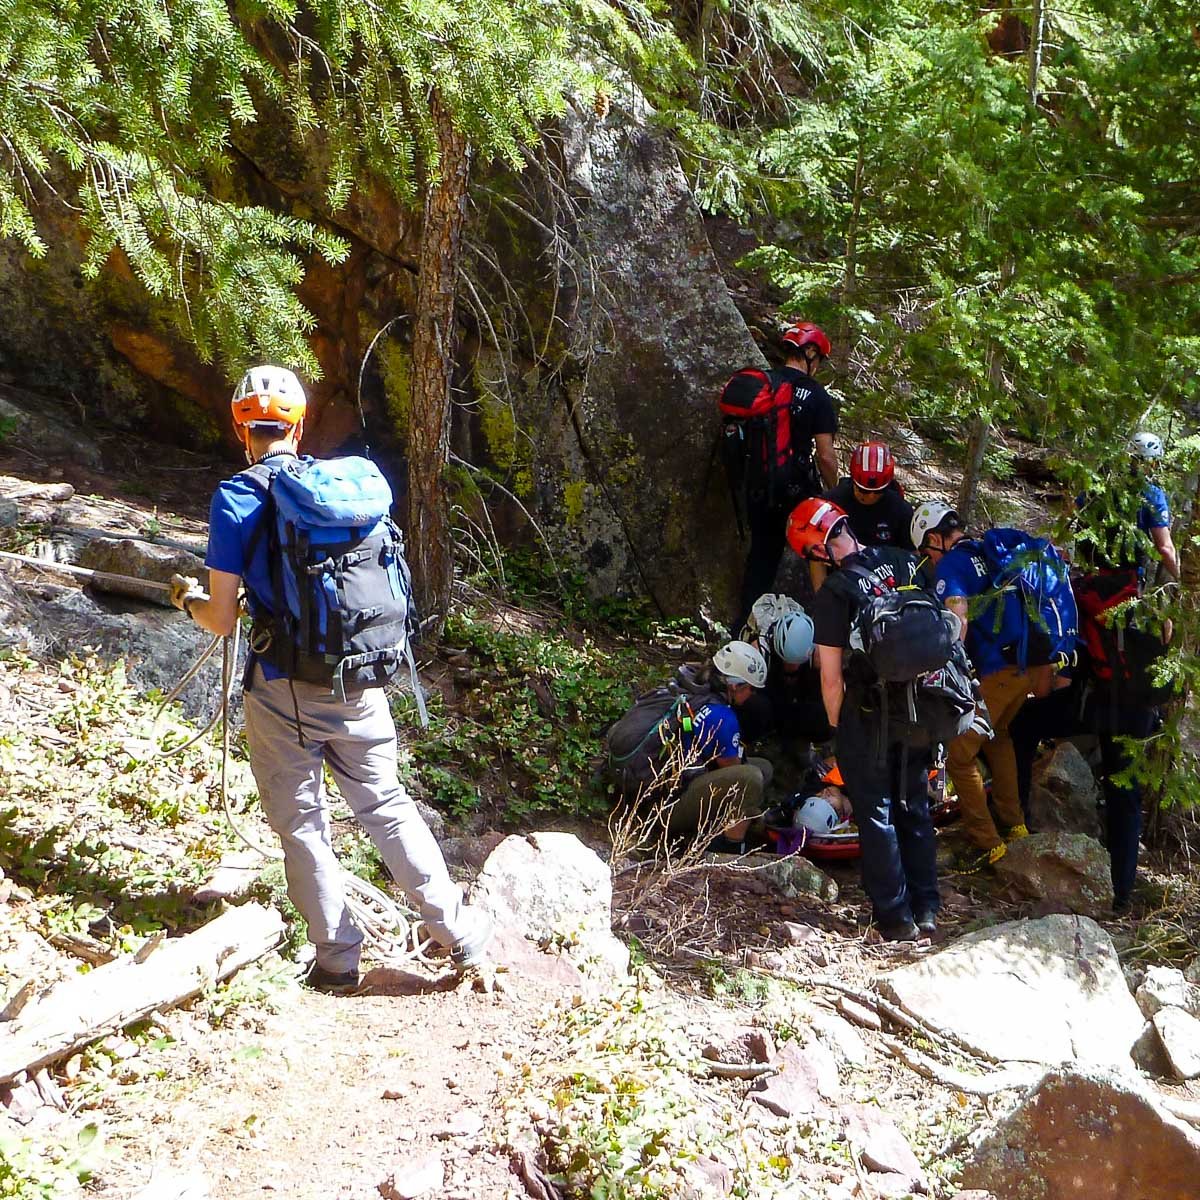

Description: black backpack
[843,563,981,750]
[845,565,955,682]
[606,671,720,795]
[719,367,819,510]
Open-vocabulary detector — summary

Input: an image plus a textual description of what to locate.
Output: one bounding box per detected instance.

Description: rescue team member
[1128,431,1179,579]
[670,641,776,851]
[812,441,914,590]
[790,498,939,941]
[911,501,1034,868]
[170,366,492,993]
[737,607,832,748]
[734,322,839,625]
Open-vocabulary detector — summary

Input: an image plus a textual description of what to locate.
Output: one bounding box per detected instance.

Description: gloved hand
[169,573,205,612]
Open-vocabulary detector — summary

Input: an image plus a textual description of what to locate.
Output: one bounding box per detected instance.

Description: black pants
[837,695,938,927]
[1010,680,1087,823]
[1096,705,1158,907]
[736,500,792,630]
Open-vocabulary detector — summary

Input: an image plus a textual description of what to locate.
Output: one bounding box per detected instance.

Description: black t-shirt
[811,546,923,651]
[823,478,914,550]
[778,367,838,459]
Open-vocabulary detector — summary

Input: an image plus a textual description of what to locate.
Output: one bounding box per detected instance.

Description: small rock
[1130,1021,1173,1078]
[1184,958,1200,987]
[1152,1007,1200,1080]
[755,857,839,903]
[842,1103,925,1184]
[750,1041,840,1117]
[77,537,205,607]
[809,1009,868,1069]
[681,1155,733,1198]
[779,921,823,946]
[381,1089,403,1101]
[0,498,17,527]
[702,1027,774,1066]
[62,1055,83,1082]
[432,1111,485,1139]
[1136,966,1200,1020]
[837,996,883,1031]
[378,1154,443,1200]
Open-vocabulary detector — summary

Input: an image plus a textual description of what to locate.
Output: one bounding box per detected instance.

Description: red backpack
[719,367,817,510]
[1074,569,1172,705]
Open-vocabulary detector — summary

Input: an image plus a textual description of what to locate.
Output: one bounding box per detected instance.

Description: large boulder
[1027,742,1101,838]
[77,537,206,608]
[879,914,1143,1069]
[993,831,1112,918]
[16,584,232,720]
[962,1067,1200,1199]
[469,832,628,979]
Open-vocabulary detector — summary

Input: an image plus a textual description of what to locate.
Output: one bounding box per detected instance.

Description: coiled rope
[153,623,436,965]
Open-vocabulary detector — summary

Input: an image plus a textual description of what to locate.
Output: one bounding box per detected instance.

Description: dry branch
[0,902,283,1083]
[879,1034,1039,1097]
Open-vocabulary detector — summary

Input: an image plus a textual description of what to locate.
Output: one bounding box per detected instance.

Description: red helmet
[780,321,831,359]
[850,441,895,492]
[787,497,848,559]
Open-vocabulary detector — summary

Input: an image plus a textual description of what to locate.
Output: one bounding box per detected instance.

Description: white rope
[153,622,437,966]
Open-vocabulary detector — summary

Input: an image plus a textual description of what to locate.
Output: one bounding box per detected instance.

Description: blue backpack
[979,528,1077,669]
[243,456,424,715]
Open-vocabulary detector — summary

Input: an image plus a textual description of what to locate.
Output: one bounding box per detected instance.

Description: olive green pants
[666,757,774,837]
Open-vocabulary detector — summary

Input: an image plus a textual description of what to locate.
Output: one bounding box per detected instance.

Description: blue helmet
[771,611,815,665]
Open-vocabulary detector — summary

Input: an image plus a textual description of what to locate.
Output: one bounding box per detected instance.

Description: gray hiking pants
[243,666,468,974]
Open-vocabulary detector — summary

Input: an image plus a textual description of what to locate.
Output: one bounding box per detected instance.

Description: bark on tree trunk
[958,412,991,524]
[1028,0,1045,107]
[408,93,471,634]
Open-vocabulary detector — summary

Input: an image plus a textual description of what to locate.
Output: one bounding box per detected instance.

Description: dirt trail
[90,961,560,1199]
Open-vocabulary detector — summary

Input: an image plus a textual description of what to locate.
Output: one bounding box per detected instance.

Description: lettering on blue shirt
[681,700,743,770]
[934,540,1010,677]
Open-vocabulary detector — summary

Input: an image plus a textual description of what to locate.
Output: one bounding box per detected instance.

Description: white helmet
[910,500,960,551]
[713,640,768,689]
[796,796,841,834]
[1129,431,1164,460]
[771,610,815,665]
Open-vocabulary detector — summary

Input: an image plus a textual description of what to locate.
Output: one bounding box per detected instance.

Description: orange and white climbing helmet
[231,366,307,447]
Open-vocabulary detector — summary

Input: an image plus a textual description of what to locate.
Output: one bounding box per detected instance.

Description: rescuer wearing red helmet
[788,496,940,942]
[809,440,915,591]
[726,321,839,627]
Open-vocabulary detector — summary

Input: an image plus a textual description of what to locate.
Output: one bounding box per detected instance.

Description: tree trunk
[408,93,471,634]
[0,903,283,1084]
[1027,0,1045,108]
[957,412,991,523]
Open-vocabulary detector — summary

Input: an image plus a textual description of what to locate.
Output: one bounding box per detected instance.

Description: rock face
[962,1067,1200,1200]
[469,833,628,978]
[0,91,761,617]
[993,831,1112,918]
[880,914,1143,1069]
[1027,742,1101,838]
[5,583,230,720]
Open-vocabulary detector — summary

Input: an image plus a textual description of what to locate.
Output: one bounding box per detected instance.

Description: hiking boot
[960,842,1007,872]
[877,919,920,943]
[706,834,748,855]
[914,911,938,936]
[1005,823,1030,842]
[450,907,495,972]
[303,962,361,995]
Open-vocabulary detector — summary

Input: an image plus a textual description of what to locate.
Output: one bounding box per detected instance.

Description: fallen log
[0,903,283,1084]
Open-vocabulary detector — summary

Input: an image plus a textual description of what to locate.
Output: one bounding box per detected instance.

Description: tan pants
[947,667,1031,850]
[667,757,774,837]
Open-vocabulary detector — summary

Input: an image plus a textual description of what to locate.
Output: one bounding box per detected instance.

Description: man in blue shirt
[170,366,492,992]
[911,501,1034,868]
[661,641,775,849]
[1130,432,1179,579]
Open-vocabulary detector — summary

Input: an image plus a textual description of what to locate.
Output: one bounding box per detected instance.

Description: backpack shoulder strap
[240,463,278,565]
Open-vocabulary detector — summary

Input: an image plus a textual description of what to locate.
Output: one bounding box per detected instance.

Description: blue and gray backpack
[243,455,424,716]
